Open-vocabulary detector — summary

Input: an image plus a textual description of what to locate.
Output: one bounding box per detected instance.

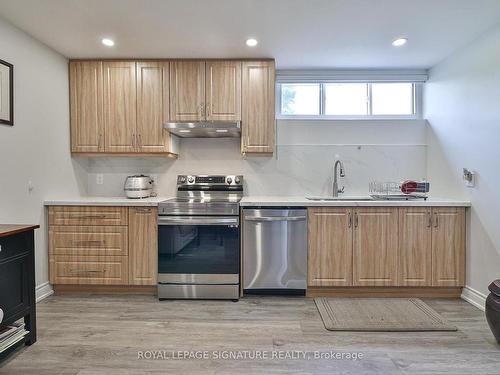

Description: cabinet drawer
[0,231,33,262]
[48,206,128,226]
[49,226,128,256]
[50,256,128,285]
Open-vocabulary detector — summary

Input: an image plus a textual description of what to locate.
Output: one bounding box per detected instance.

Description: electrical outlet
[463,168,476,188]
[96,174,104,185]
[28,180,34,193]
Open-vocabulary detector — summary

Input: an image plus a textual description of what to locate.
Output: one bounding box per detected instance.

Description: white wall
[425,25,500,296]
[0,18,87,290]
[86,120,428,198]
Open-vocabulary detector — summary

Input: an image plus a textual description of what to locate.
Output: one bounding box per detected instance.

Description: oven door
[157,216,240,282]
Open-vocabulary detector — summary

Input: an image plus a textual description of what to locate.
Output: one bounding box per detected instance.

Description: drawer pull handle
[69,269,105,274]
[68,215,107,219]
[135,208,152,213]
[71,240,106,246]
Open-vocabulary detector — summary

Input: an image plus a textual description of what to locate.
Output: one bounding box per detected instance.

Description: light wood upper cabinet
[398,208,432,286]
[241,61,275,154]
[308,208,353,287]
[103,61,137,152]
[353,207,399,286]
[431,207,465,287]
[128,207,158,286]
[69,61,104,152]
[136,61,171,152]
[206,61,241,121]
[170,60,205,121]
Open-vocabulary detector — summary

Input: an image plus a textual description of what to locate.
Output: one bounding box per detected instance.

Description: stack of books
[0,322,29,353]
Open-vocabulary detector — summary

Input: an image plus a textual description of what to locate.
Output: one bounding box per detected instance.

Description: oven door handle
[158,216,239,226]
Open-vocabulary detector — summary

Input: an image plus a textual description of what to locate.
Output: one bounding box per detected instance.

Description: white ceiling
[1,0,500,69]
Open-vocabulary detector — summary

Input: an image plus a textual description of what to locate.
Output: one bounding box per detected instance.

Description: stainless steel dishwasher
[242,208,307,294]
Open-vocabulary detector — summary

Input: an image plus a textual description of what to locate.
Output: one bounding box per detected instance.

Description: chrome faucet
[333,159,345,197]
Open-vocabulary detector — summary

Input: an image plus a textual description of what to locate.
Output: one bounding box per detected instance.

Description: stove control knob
[179,176,186,183]
[226,177,233,184]
[188,176,194,183]
[234,177,241,184]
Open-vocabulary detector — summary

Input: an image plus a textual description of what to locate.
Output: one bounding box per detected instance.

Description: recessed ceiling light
[392,37,408,47]
[101,38,115,47]
[246,38,258,47]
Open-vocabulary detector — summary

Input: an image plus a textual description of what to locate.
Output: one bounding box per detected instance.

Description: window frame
[276,81,422,120]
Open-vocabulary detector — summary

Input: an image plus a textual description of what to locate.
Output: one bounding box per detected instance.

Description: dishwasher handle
[244,215,306,222]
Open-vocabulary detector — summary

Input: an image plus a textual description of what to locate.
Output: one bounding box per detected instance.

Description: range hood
[164,121,241,138]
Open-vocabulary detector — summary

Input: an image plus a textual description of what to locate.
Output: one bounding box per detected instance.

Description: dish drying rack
[369,181,429,200]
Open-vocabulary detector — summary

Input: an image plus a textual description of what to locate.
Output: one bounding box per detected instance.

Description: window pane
[372,83,414,115]
[281,84,320,115]
[324,83,368,115]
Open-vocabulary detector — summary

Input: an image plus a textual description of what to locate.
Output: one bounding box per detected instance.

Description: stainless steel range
[157,175,243,300]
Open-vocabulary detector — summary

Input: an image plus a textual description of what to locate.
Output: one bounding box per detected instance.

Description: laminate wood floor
[0,295,498,375]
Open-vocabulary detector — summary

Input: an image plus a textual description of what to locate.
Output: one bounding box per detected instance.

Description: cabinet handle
[348,212,352,228]
[206,102,211,117]
[434,212,439,228]
[71,240,106,247]
[132,134,136,148]
[69,269,105,274]
[134,207,152,213]
[199,103,204,118]
[138,134,142,148]
[354,212,359,228]
[427,211,432,228]
[98,134,102,149]
[69,214,107,220]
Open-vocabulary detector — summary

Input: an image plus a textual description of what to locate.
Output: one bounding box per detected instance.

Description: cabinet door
[169,60,205,121]
[431,207,465,287]
[69,61,103,152]
[103,61,137,152]
[353,208,398,286]
[398,208,432,286]
[0,252,31,322]
[241,61,275,154]
[206,61,241,121]
[136,61,171,153]
[308,208,353,287]
[128,207,158,285]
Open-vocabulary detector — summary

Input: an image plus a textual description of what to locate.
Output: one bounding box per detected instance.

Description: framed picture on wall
[0,59,14,126]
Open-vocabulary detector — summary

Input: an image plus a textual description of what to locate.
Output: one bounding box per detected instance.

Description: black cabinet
[0,226,38,361]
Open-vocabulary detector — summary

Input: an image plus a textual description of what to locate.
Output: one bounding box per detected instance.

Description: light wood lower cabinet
[48,206,158,287]
[307,206,466,289]
[308,208,353,287]
[431,207,465,287]
[49,225,128,257]
[50,255,129,285]
[48,206,128,226]
[128,207,158,285]
[353,208,399,286]
[398,208,432,286]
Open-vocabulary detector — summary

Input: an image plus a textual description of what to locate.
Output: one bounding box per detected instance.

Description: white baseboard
[461,286,487,311]
[35,282,54,303]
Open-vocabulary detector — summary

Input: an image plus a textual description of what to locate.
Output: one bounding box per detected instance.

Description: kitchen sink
[306,196,375,201]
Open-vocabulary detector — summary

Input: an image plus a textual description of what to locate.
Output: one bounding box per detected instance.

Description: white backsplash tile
[86,131,427,197]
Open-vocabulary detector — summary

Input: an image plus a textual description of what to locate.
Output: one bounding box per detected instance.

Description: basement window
[277,81,421,119]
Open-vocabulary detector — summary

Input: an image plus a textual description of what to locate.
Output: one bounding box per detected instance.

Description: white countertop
[44,196,172,207]
[44,195,471,207]
[239,196,471,207]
